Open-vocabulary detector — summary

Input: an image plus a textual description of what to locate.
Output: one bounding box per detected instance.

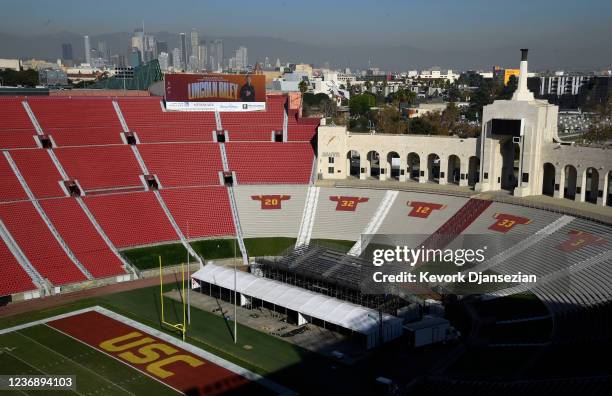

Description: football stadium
[0,48,611,396]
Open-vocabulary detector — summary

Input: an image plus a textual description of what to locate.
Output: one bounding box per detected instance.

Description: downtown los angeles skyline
[1,0,611,70]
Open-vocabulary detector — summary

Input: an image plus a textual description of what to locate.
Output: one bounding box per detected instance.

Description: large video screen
[491,118,522,137]
[165,73,266,111]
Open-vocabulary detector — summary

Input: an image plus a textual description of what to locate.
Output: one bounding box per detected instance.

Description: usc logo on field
[99,332,204,379]
[488,213,532,233]
[329,196,369,211]
[251,194,291,209]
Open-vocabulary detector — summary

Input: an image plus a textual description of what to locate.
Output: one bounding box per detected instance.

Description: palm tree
[298,80,308,94]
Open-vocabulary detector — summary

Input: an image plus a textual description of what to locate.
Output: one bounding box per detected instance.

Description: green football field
[0,283,378,395]
[0,324,177,396]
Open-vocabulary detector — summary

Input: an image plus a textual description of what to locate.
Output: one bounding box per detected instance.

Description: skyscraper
[198,44,208,70]
[190,29,199,61]
[158,52,169,71]
[131,28,145,61]
[180,33,187,68]
[97,41,109,61]
[207,39,223,71]
[84,35,91,65]
[156,41,168,55]
[235,46,248,71]
[61,43,73,61]
[172,47,182,70]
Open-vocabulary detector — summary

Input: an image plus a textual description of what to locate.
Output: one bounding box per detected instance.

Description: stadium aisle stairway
[84,191,179,248]
[0,238,37,295]
[420,198,492,250]
[0,201,87,285]
[10,149,65,199]
[41,198,126,278]
[27,98,124,146]
[225,142,314,184]
[161,186,235,238]
[138,143,223,188]
[0,98,38,149]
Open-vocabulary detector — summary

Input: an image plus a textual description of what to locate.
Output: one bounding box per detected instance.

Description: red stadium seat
[0,238,37,296]
[41,198,126,278]
[225,142,314,184]
[138,142,223,187]
[84,191,178,248]
[0,201,87,285]
[10,149,65,199]
[161,186,235,238]
[28,98,124,146]
[0,98,38,149]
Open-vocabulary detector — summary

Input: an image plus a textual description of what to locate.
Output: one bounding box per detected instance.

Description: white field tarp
[192,264,402,338]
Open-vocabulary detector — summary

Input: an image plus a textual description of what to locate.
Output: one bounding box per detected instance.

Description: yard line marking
[16,328,135,396]
[3,348,82,396]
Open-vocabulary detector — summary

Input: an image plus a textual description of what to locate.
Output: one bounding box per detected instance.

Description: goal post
[159,255,187,341]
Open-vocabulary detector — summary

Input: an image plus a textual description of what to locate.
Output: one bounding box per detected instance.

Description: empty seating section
[0,238,37,295]
[41,198,125,278]
[0,156,27,202]
[11,149,65,199]
[0,201,86,285]
[287,124,317,141]
[377,192,469,246]
[310,187,386,241]
[84,192,178,248]
[161,187,235,238]
[226,142,314,183]
[226,125,276,141]
[0,98,37,149]
[232,185,308,238]
[118,98,216,142]
[138,143,222,187]
[220,95,285,137]
[54,145,143,192]
[28,98,123,146]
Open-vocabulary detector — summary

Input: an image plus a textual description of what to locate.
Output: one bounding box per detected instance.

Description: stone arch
[447,155,461,185]
[346,150,361,178]
[367,150,380,178]
[585,167,599,204]
[407,152,420,181]
[500,138,520,191]
[542,162,555,196]
[386,151,401,180]
[427,153,440,183]
[563,165,577,200]
[468,156,480,187]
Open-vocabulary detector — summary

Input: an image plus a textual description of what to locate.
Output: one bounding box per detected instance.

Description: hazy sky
[3,0,612,50]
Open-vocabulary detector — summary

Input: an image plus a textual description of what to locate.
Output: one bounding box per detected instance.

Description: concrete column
[397,153,407,182]
[459,158,469,187]
[554,167,565,199]
[575,169,586,203]
[419,155,428,183]
[597,173,607,206]
[438,156,448,185]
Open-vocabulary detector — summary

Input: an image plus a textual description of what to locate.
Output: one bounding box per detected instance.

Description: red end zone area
[46,310,272,395]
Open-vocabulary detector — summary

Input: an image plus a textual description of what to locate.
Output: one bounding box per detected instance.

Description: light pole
[234,238,237,344]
